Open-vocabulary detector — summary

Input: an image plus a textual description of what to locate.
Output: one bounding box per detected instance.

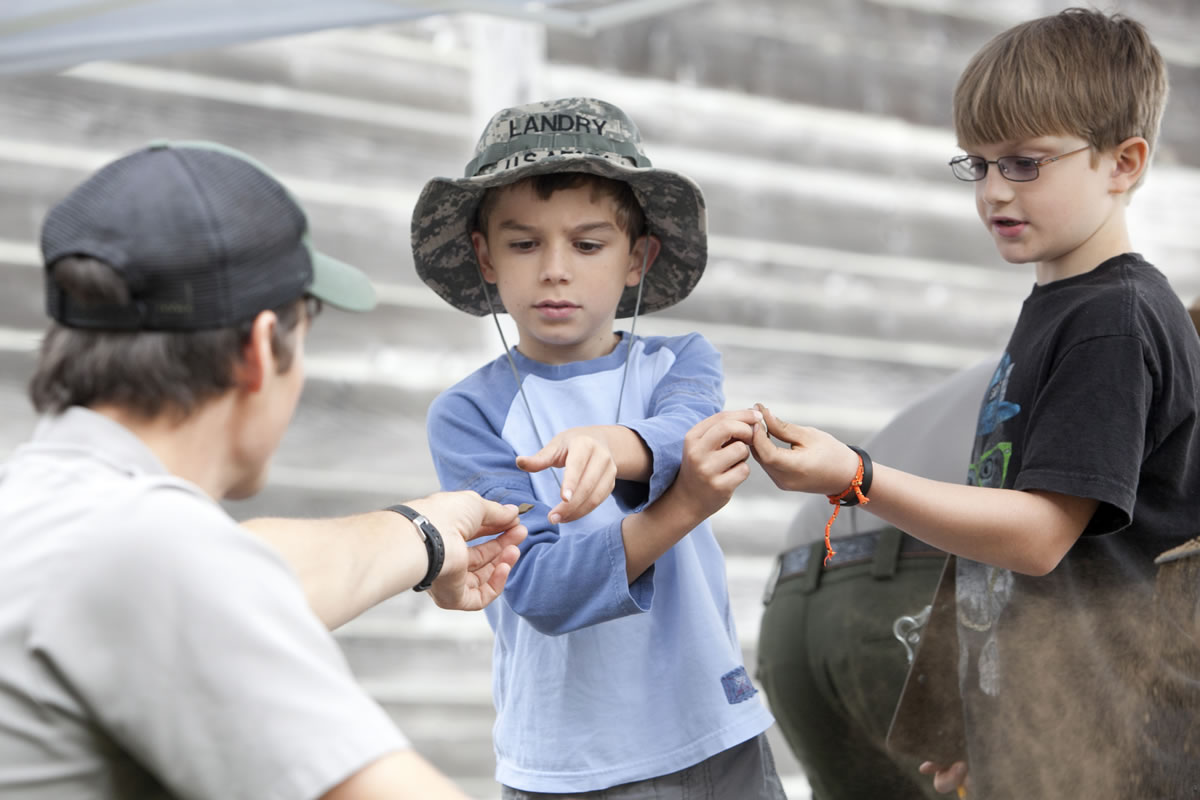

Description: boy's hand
[407,492,527,612]
[670,409,762,521]
[750,403,860,496]
[516,428,617,524]
[919,760,969,796]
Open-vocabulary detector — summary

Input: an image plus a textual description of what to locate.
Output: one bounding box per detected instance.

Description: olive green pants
[757,539,945,800]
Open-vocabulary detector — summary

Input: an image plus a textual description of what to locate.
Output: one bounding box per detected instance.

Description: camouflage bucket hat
[411,97,707,318]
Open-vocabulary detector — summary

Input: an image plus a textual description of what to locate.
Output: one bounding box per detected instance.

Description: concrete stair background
[1,2,1197,797]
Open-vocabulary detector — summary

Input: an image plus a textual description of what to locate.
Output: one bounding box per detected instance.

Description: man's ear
[233,311,278,393]
[471,230,498,284]
[1109,136,1149,194]
[626,234,662,287]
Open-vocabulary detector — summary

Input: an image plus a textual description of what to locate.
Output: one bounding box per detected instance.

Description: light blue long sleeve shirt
[427,332,774,792]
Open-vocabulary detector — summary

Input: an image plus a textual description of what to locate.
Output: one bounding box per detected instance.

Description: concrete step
[135,25,473,114]
[0,66,472,189]
[544,0,1200,169]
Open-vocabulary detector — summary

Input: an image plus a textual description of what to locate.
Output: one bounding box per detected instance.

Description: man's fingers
[482,556,515,598]
[467,527,526,566]
[464,499,521,540]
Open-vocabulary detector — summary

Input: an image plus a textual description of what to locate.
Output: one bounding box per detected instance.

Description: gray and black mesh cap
[411,97,708,318]
[41,140,377,331]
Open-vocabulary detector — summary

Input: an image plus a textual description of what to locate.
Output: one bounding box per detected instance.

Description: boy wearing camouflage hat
[412,98,784,797]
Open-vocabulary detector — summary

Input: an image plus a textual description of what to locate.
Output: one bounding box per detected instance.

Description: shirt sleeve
[429,390,655,637]
[28,486,406,800]
[620,333,725,508]
[1013,335,1150,535]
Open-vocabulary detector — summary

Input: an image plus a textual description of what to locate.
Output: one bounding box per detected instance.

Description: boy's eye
[509,240,537,251]
[575,241,604,253]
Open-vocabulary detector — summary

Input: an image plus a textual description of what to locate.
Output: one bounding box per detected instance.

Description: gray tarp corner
[0,0,706,75]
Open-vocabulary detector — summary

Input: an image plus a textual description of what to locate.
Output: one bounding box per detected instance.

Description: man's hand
[749,403,860,495]
[919,760,969,796]
[515,427,620,524]
[407,492,527,612]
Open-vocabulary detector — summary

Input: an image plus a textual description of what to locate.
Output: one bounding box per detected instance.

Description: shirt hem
[494,707,774,793]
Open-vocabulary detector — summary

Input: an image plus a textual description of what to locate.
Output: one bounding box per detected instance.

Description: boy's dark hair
[953,7,1168,191]
[30,257,306,419]
[474,173,647,246]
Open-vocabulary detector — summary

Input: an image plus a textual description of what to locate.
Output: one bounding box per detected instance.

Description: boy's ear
[471,230,498,284]
[1109,136,1149,194]
[626,234,662,287]
[233,311,277,393]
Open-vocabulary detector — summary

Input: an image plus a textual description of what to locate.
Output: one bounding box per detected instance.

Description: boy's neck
[1035,206,1133,286]
[516,330,623,366]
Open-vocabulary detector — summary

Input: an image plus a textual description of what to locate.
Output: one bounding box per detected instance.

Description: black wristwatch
[386,504,445,592]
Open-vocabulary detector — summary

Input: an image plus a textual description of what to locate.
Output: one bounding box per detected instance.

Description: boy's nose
[539,245,572,283]
[979,166,1014,206]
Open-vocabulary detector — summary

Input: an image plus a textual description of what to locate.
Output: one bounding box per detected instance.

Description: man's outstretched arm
[244,491,526,629]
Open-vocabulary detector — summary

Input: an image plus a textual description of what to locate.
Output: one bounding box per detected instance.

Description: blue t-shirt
[427,332,774,792]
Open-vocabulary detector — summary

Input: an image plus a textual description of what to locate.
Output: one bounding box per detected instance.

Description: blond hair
[953,8,1168,187]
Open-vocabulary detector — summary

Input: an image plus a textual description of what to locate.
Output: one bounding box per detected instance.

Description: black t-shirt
[954,254,1200,799]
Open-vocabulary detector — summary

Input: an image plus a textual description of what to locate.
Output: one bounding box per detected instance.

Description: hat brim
[305,240,377,312]
[411,155,707,318]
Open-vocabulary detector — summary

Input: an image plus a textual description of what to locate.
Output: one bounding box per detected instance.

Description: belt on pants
[763,528,945,604]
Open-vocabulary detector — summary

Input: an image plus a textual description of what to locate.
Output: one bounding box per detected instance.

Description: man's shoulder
[75,482,256,573]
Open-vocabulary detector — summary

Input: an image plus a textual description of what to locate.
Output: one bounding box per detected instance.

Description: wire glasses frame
[948,145,1091,183]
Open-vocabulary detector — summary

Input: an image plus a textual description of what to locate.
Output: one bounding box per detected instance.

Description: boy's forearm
[863,464,1097,575]
[588,424,653,481]
[619,480,701,583]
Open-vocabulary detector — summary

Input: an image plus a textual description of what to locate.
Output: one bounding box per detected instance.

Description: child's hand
[670,409,763,521]
[918,760,969,796]
[516,428,617,525]
[750,404,860,495]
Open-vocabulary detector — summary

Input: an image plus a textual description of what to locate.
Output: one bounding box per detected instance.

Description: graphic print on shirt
[959,352,1021,697]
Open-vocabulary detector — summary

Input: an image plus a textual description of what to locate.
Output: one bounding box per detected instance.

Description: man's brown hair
[953,8,1168,189]
[474,172,647,246]
[30,257,307,419]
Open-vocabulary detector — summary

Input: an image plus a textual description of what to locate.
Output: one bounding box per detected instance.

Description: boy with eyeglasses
[748,9,1199,798]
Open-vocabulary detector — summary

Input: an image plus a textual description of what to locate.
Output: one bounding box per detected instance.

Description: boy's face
[471,182,649,365]
[965,134,1128,284]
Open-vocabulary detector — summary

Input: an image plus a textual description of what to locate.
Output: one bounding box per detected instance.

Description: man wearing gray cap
[0,140,526,799]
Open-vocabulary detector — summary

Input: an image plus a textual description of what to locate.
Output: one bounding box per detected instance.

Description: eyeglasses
[948,145,1091,182]
[303,295,323,322]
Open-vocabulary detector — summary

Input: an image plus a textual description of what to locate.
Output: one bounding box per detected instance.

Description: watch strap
[386,504,445,592]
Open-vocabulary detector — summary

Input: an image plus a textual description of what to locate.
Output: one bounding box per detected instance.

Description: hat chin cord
[479,234,651,491]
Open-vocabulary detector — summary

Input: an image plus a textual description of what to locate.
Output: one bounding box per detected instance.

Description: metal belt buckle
[893,604,932,665]
[762,555,783,606]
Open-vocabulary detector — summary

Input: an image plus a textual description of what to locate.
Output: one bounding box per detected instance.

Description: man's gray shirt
[0,408,405,799]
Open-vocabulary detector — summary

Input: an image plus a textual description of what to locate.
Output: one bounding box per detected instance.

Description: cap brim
[305,241,377,312]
